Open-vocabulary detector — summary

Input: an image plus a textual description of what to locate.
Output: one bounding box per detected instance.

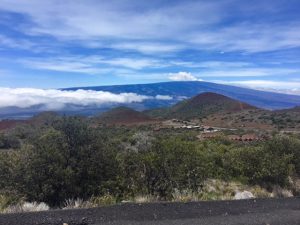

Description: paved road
[0,197,299,225]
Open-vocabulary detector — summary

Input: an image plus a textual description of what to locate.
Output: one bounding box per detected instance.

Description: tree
[12,117,119,206]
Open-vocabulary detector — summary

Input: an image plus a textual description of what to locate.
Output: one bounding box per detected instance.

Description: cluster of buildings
[169,119,221,132]
[227,134,264,142]
[198,132,268,142]
[157,119,268,142]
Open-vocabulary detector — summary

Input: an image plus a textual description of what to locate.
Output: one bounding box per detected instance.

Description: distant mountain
[94,106,155,125]
[1,95,299,131]
[1,81,300,120]
[146,92,256,119]
[64,81,300,110]
[276,106,300,113]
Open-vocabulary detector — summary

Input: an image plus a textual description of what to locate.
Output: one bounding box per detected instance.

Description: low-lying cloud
[0,88,172,110]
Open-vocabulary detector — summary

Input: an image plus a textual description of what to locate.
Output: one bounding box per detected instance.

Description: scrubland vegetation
[0,115,300,212]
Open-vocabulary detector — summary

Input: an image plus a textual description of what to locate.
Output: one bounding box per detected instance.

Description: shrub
[227,145,292,186]
[0,116,299,207]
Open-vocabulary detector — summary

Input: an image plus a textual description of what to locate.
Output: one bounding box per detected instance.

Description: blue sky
[0,0,300,94]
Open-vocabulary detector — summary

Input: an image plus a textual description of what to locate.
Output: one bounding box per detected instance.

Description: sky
[0,0,300,96]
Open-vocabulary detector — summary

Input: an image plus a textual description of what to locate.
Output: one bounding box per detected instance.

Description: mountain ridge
[1,92,300,130]
[1,81,300,120]
[64,81,300,110]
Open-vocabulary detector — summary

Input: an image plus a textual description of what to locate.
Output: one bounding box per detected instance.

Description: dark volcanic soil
[0,197,299,225]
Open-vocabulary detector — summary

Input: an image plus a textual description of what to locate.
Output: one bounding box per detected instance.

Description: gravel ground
[0,197,299,225]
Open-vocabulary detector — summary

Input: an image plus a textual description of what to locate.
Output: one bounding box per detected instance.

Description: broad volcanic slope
[64,81,300,110]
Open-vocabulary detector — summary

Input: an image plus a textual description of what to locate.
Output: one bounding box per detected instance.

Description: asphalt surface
[0,197,299,225]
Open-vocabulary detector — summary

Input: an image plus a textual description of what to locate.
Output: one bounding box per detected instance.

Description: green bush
[0,115,299,206]
[118,137,213,200]
[1,117,119,206]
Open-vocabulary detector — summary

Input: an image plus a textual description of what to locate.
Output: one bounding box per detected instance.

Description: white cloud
[170,60,254,69]
[0,0,300,92]
[109,42,184,54]
[0,34,57,53]
[214,80,300,95]
[187,22,300,53]
[0,0,221,40]
[20,55,164,74]
[0,34,34,50]
[0,0,299,54]
[200,68,299,77]
[0,88,172,110]
[197,61,253,68]
[259,88,300,96]
[155,95,173,100]
[168,72,202,81]
[20,56,300,79]
[101,58,162,70]
[22,58,107,74]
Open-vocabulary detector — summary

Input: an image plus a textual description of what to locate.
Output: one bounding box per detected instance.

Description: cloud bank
[0,88,172,110]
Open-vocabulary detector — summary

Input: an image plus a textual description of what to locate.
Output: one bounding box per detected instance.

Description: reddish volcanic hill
[171,92,257,119]
[96,106,156,125]
[147,92,257,119]
[0,112,60,131]
[0,120,26,131]
[181,92,256,112]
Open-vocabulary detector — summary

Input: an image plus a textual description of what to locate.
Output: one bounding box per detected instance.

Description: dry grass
[1,178,295,213]
[200,179,272,200]
[63,195,117,210]
[172,189,200,202]
[63,198,93,209]
[133,195,158,203]
[3,202,49,214]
